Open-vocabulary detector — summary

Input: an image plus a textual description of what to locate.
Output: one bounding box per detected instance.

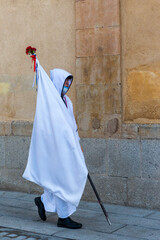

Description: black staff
[88,174,111,225]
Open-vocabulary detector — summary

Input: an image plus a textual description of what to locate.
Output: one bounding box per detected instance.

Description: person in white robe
[23,60,88,229]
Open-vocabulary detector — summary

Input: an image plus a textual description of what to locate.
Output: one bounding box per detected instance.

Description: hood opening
[61,75,73,98]
[50,69,73,97]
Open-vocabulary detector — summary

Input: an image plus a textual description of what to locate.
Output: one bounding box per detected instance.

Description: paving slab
[146,211,160,220]
[114,225,160,240]
[79,201,154,217]
[0,191,160,240]
[54,228,116,240]
[0,205,39,221]
[18,193,39,202]
[71,208,103,219]
[54,228,141,240]
[48,214,125,234]
[0,215,60,236]
[0,191,26,199]
[0,197,34,210]
[108,212,160,230]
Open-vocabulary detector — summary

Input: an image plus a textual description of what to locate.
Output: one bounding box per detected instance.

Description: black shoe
[57,217,82,229]
[34,197,47,221]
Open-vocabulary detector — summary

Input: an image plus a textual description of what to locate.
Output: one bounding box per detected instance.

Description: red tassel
[30,55,36,72]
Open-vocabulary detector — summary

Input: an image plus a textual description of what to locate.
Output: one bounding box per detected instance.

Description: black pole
[87,173,111,225]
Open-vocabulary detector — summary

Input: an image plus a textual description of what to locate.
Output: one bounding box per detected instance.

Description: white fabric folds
[23,60,88,207]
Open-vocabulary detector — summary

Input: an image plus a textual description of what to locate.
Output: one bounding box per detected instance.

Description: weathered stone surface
[76,27,120,57]
[78,113,106,138]
[76,55,120,85]
[2,135,160,209]
[77,112,121,138]
[12,121,33,136]
[5,136,30,169]
[0,0,76,120]
[92,117,100,130]
[122,0,160,70]
[0,169,30,193]
[76,0,120,29]
[0,168,42,195]
[76,84,121,116]
[121,124,138,139]
[0,215,58,236]
[104,114,121,138]
[114,225,160,240]
[77,112,91,134]
[124,67,160,122]
[80,138,107,174]
[147,211,160,221]
[0,137,5,167]
[82,175,127,205]
[0,121,12,136]
[128,177,160,209]
[141,140,160,178]
[76,85,104,115]
[122,0,160,123]
[104,84,121,114]
[107,139,141,177]
[106,118,119,135]
[139,125,160,139]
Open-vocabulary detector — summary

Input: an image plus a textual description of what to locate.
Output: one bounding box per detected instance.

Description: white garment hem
[41,191,77,218]
[41,202,76,218]
[57,208,76,218]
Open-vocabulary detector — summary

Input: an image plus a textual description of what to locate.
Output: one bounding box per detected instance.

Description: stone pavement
[0,191,160,239]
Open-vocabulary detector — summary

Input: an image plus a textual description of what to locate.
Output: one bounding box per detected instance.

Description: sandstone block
[139,125,160,139]
[5,136,30,169]
[92,117,100,130]
[76,0,120,29]
[107,139,141,178]
[77,112,106,138]
[141,140,160,179]
[76,55,120,85]
[80,138,107,174]
[12,121,33,136]
[76,29,95,57]
[104,84,121,114]
[77,84,121,115]
[0,121,12,136]
[124,67,160,122]
[106,118,119,135]
[76,85,104,115]
[121,124,138,139]
[77,112,91,132]
[82,174,127,205]
[104,114,121,138]
[77,112,122,139]
[76,27,120,57]
[91,113,107,138]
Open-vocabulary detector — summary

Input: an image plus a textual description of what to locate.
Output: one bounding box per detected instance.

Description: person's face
[64,79,70,87]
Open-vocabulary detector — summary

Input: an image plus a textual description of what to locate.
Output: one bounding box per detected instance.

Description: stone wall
[122,0,160,123]
[76,0,121,138]
[1,121,160,209]
[0,0,76,121]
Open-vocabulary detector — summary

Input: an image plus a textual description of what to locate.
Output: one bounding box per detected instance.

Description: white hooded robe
[23,60,88,217]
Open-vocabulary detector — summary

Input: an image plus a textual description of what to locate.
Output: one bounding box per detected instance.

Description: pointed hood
[50,68,73,96]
